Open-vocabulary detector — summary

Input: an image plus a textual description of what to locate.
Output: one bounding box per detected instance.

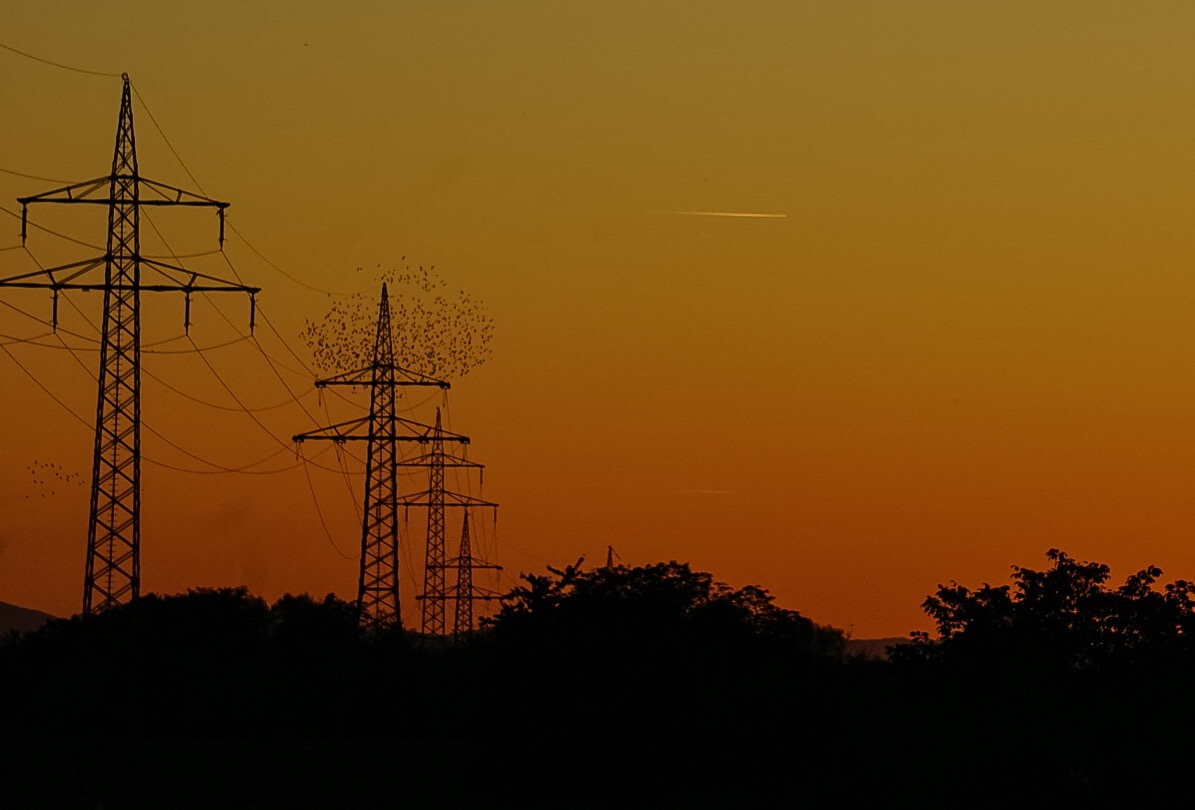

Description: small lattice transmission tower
[399,408,497,636]
[450,512,502,635]
[0,74,259,614]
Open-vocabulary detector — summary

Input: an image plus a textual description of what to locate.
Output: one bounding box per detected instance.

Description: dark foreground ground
[6,558,1195,808]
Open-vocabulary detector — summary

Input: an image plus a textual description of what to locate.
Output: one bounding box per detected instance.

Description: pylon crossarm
[0,257,106,288]
[293,416,371,442]
[397,490,497,509]
[445,558,503,571]
[17,177,111,206]
[425,592,504,601]
[19,175,228,247]
[294,417,459,444]
[136,177,229,209]
[394,414,469,443]
[294,414,469,444]
[18,176,228,209]
[140,258,260,293]
[396,450,483,469]
[315,365,449,389]
[446,592,504,600]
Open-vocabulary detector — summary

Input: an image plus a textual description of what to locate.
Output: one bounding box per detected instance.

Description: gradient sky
[2,2,1195,637]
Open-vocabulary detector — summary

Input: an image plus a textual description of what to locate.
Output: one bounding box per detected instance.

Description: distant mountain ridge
[0,601,57,635]
[845,636,907,659]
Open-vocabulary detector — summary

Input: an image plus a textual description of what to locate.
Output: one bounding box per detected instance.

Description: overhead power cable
[0,41,119,78]
[145,363,312,414]
[185,333,362,475]
[0,205,105,250]
[128,81,207,195]
[0,330,54,347]
[48,330,302,475]
[0,341,92,430]
[0,298,99,343]
[227,222,356,296]
[299,451,355,560]
[0,166,70,184]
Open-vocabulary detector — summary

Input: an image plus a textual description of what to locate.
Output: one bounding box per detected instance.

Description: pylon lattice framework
[0,74,259,614]
[398,407,498,636]
[449,512,502,636]
[293,283,464,629]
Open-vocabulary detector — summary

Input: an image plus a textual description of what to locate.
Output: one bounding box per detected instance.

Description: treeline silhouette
[2,551,1194,807]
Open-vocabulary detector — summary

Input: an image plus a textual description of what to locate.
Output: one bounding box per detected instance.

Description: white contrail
[663,211,787,219]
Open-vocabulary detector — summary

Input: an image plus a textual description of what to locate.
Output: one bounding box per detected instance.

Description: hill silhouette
[845,635,905,658]
[0,600,55,636]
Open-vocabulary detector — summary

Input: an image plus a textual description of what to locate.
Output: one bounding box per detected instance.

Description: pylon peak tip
[121,72,129,82]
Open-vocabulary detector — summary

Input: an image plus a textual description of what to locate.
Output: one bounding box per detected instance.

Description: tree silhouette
[486,558,845,659]
[892,548,1195,668]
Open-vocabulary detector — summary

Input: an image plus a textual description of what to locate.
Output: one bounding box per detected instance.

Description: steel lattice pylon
[398,409,497,636]
[293,284,460,629]
[0,74,259,615]
[453,513,473,635]
[422,409,448,635]
[356,285,400,624]
[449,512,502,636]
[87,78,142,612]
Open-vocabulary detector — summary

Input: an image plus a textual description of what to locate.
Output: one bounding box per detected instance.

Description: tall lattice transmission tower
[293,284,466,629]
[399,407,498,636]
[0,74,259,614]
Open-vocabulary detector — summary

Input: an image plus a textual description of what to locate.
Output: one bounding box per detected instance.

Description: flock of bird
[301,263,495,380]
[25,460,84,498]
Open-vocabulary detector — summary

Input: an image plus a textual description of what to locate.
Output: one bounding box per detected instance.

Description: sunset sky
[3,2,1195,637]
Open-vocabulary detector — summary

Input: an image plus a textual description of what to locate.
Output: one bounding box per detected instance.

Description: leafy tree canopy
[485,559,845,661]
[893,548,1195,668]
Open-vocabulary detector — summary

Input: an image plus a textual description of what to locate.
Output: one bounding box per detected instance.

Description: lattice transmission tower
[399,408,497,636]
[0,74,259,615]
[293,284,466,629]
[449,512,502,636]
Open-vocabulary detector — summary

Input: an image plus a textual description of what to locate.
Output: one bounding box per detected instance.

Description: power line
[0,341,92,430]
[128,81,207,195]
[0,330,53,347]
[186,333,298,453]
[123,84,363,303]
[0,298,99,343]
[0,41,119,79]
[227,222,360,296]
[48,328,297,475]
[145,362,313,414]
[0,205,105,250]
[144,335,251,355]
[184,332,363,475]
[0,167,70,184]
[3,335,295,475]
[300,451,355,561]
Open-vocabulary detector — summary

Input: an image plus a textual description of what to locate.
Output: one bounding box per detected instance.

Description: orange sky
[3,2,1195,637]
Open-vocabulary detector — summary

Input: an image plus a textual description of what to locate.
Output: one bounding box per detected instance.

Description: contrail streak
[663,211,787,219]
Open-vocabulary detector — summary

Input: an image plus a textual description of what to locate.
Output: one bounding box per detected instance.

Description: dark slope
[0,601,56,635]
